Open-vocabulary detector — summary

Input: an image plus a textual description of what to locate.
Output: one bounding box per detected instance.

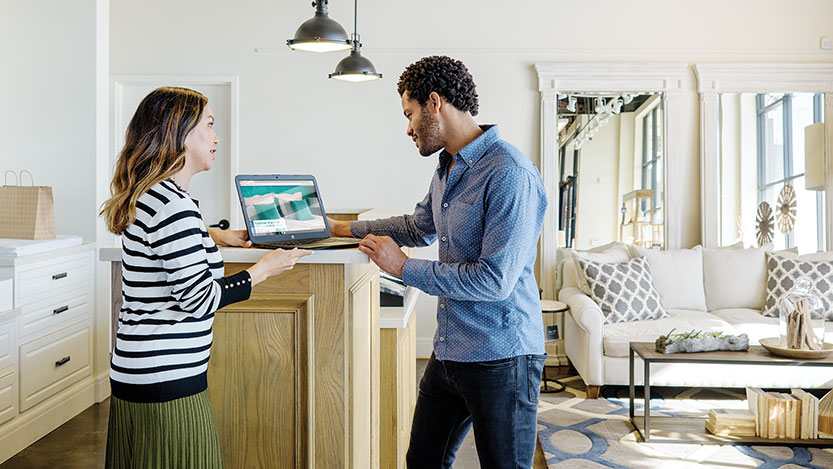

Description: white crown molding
[535,63,688,92]
[695,63,833,94]
[694,63,833,249]
[535,63,687,300]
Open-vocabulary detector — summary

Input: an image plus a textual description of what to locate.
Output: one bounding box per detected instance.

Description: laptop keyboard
[257,239,317,249]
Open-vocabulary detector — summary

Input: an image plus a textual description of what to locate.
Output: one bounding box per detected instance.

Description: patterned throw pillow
[576,256,668,324]
[763,252,833,319]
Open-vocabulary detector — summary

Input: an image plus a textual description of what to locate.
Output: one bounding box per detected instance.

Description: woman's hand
[209,229,252,248]
[247,248,313,286]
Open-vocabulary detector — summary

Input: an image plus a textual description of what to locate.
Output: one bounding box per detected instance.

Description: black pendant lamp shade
[329,0,382,82]
[287,0,352,53]
[329,37,382,81]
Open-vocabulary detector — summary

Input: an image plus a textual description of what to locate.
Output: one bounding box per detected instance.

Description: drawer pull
[55,356,71,367]
[52,272,68,280]
[53,305,69,315]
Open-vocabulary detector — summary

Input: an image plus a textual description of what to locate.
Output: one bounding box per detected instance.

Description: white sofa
[558,245,833,398]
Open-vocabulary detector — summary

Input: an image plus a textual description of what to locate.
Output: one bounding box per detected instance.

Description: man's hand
[358,234,407,277]
[208,229,253,248]
[327,217,353,238]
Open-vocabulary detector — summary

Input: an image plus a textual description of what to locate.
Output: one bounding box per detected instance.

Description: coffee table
[628,341,833,446]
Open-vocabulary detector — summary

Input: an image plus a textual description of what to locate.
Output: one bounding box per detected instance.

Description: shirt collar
[439,124,499,168]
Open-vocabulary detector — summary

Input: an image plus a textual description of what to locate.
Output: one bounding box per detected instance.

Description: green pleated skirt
[105,390,223,469]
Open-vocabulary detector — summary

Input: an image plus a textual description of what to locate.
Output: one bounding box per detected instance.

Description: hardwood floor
[0,362,564,468]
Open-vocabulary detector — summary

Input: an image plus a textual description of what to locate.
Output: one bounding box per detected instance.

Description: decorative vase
[778,277,825,350]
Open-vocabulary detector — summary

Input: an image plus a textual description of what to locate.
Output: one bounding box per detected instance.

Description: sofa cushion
[703,245,771,311]
[603,310,739,357]
[576,256,668,324]
[631,245,707,311]
[555,242,622,294]
[562,260,579,289]
[763,252,833,319]
[709,308,778,345]
[570,244,631,295]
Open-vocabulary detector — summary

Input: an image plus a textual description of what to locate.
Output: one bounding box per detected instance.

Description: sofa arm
[558,287,605,387]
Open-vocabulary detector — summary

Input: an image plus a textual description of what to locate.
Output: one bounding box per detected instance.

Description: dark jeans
[406,353,546,469]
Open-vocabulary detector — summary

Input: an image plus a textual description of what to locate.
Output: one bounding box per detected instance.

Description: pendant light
[287,0,352,53]
[329,0,382,82]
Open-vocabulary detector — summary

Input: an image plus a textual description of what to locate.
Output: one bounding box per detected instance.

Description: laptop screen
[237,177,327,238]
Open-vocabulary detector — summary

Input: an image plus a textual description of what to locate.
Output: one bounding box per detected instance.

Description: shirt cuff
[216,270,252,309]
[349,220,370,239]
[401,257,431,291]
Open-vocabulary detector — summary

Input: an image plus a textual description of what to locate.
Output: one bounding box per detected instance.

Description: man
[329,55,547,468]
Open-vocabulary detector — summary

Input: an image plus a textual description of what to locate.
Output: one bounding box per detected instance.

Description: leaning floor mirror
[695,64,833,251]
[535,63,687,298]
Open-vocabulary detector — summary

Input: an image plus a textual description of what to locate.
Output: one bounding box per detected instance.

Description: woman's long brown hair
[100,87,207,234]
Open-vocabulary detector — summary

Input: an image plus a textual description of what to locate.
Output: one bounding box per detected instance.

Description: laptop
[234,174,361,250]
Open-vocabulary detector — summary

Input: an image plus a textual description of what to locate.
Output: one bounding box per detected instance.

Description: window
[756,93,824,252]
[640,103,663,224]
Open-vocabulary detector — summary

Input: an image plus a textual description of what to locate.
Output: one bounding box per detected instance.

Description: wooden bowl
[759,337,833,359]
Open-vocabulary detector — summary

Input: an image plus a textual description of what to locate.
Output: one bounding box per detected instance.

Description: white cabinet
[0,320,15,374]
[19,319,91,411]
[0,245,96,463]
[0,372,17,427]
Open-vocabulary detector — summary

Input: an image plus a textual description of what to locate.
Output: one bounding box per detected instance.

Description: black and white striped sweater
[110,180,251,403]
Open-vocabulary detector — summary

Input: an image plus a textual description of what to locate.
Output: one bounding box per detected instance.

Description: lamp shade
[287,1,351,52]
[805,122,825,191]
[329,49,382,82]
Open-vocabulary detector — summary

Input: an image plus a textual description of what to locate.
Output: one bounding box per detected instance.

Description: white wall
[0,0,98,242]
[575,115,620,249]
[105,0,833,355]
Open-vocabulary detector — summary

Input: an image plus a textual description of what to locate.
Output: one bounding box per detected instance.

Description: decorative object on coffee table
[764,277,829,358]
[759,338,833,359]
[756,201,774,246]
[777,183,797,234]
[655,329,749,354]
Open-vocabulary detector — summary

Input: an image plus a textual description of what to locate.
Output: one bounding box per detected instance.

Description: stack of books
[819,388,833,438]
[705,409,755,437]
[746,387,821,439]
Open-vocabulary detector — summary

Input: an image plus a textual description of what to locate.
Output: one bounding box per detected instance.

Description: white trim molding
[694,64,833,249]
[534,63,687,299]
[110,75,240,229]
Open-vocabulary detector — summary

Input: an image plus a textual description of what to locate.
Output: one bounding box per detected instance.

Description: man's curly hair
[397,56,479,116]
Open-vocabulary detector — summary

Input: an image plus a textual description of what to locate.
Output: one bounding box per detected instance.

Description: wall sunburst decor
[756,201,774,246]
[776,183,797,234]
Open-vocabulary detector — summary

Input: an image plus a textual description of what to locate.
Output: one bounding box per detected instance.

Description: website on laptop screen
[239,179,326,236]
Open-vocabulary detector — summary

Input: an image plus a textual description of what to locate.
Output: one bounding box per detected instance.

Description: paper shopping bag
[0,171,56,239]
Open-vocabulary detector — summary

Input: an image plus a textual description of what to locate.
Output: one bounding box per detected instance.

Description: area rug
[537,375,833,468]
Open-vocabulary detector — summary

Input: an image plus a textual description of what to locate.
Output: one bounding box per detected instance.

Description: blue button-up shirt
[351,125,547,362]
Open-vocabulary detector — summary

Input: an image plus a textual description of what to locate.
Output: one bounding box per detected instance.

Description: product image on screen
[239,180,326,236]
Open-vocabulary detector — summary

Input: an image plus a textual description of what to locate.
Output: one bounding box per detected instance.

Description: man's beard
[415,111,443,157]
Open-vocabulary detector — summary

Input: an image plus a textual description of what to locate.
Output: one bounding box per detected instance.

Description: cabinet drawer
[0,320,15,374]
[19,290,91,341]
[0,278,11,312]
[17,253,92,307]
[19,320,91,411]
[0,371,17,426]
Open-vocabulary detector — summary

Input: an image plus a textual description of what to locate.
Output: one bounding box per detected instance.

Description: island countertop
[99,245,369,264]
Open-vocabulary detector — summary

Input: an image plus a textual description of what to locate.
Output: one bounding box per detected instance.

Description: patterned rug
[537,375,833,468]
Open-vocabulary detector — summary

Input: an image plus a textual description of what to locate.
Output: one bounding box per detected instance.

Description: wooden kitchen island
[101,247,381,468]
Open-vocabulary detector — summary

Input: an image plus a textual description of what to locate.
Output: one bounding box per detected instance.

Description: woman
[100,86,310,468]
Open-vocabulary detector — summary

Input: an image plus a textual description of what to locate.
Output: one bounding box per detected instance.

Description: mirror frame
[535,62,687,299]
[694,63,833,249]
